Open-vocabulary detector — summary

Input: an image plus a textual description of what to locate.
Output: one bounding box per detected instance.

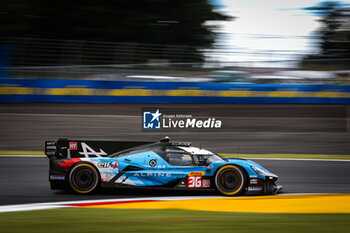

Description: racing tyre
[215,165,246,196]
[68,163,99,194]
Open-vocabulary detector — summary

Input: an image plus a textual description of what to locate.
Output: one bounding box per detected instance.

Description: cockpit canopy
[110,137,224,166]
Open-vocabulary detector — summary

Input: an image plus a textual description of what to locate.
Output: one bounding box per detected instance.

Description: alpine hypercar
[45,137,282,196]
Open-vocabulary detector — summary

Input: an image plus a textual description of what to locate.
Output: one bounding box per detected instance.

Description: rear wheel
[68,163,99,194]
[215,165,246,196]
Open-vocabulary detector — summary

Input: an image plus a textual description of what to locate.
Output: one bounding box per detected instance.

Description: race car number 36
[188,176,202,188]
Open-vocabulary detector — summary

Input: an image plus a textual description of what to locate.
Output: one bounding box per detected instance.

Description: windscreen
[164,146,224,166]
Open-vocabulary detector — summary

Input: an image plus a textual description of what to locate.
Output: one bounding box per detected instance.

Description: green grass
[0,151,350,160]
[0,208,349,233]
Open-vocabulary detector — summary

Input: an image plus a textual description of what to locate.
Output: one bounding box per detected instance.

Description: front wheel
[215,165,246,196]
[68,163,99,194]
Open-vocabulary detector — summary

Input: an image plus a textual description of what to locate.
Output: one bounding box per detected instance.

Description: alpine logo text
[133,173,171,177]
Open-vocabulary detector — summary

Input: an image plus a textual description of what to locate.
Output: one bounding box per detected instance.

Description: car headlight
[251,166,271,176]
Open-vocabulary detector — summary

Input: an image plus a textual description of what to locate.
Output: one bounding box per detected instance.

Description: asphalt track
[0,156,349,205]
[0,103,349,154]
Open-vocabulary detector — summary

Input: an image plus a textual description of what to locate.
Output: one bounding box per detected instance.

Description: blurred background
[0,0,349,82]
[0,0,349,154]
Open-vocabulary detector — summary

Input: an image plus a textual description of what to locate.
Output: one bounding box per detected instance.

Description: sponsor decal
[248,186,263,191]
[149,159,157,167]
[169,141,192,146]
[69,142,78,150]
[49,175,65,180]
[250,178,258,185]
[202,179,210,188]
[111,161,119,168]
[97,161,119,168]
[133,173,171,177]
[46,151,56,156]
[188,176,202,188]
[180,181,186,186]
[166,149,185,153]
[79,142,107,158]
[188,171,205,176]
[46,141,56,149]
[143,109,162,129]
[176,180,187,188]
[45,141,56,156]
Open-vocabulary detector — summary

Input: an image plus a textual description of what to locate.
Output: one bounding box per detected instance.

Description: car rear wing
[45,138,151,159]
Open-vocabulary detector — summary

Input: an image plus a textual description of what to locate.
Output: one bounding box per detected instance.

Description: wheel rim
[216,166,244,195]
[70,164,98,193]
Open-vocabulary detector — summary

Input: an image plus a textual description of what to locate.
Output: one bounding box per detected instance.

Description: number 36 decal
[188,176,202,188]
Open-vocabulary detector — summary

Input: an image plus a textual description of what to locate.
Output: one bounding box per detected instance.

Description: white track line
[0,196,223,213]
[0,204,65,213]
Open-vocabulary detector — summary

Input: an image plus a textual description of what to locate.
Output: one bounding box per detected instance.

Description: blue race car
[45,137,282,196]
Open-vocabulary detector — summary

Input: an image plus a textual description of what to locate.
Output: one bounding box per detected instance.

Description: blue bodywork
[84,151,278,191]
[48,139,282,195]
